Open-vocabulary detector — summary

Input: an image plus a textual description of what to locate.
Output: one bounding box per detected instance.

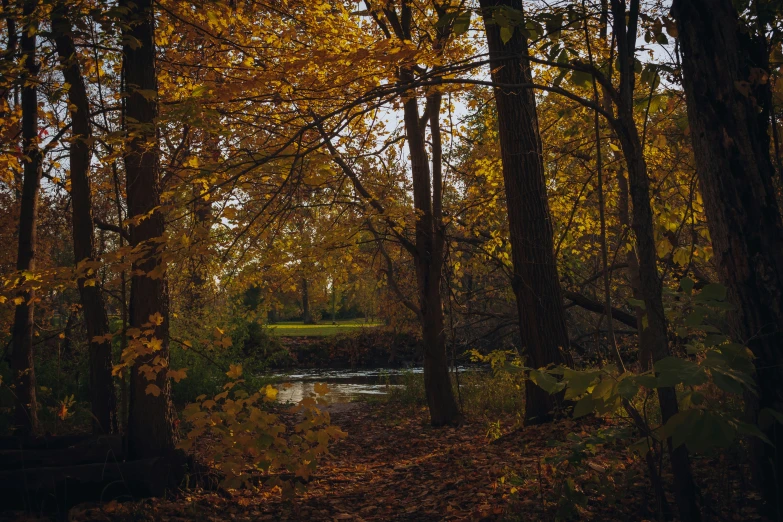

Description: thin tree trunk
[610,1,700,519]
[0,0,18,130]
[397,66,460,426]
[121,0,176,459]
[672,1,783,517]
[331,282,337,323]
[302,277,312,324]
[615,169,651,368]
[10,0,40,436]
[355,0,459,426]
[51,2,116,434]
[479,0,571,425]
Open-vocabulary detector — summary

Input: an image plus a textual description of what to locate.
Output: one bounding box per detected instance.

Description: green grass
[264,318,384,337]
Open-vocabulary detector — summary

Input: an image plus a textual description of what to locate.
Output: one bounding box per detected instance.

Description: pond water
[270,367,475,404]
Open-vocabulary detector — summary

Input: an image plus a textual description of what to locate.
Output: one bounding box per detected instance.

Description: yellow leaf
[168,368,188,383]
[149,312,164,325]
[58,332,65,339]
[264,385,278,400]
[313,382,330,396]
[184,156,200,168]
[145,384,161,397]
[226,364,243,379]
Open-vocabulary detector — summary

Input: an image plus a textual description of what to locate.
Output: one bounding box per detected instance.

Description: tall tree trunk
[400,74,460,427]
[358,0,459,426]
[51,2,116,434]
[9,0,40,436]
[672,0,783,517]
[186,133,215,317]
[121,0,176,459]
[479,0,571,425]
[615,169,651,368]
[0,0,18,131]
[331,282,337,323]
[301,277,312,324]
[610,1,700,519]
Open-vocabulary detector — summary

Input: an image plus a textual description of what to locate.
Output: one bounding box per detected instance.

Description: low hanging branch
[366,221,421,319]
[315,120,417,257]
[562,289,638,329]
[94,218,130,241]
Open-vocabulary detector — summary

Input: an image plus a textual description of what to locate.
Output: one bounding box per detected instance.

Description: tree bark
[121,0,176,459]
[672,0,783,517]
[9,0,40,436]
[610,0,700,519]
[615,169,651,368]
[358,0,460,426]
[302,277,313,324]
[0,0,18,126]
[399,73,460,427]
[480,0,571,425]
[51,2,116,435]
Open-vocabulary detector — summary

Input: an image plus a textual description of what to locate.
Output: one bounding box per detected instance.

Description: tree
[318,0,462,426]
[9,0,41,435]
[605,2,700,518]
[672,0,783,516]
[121,0,176,458]
[52,0,116,434]
[479,0,572,424]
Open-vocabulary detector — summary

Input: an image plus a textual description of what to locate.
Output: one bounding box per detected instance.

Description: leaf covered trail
[57,403,657,521]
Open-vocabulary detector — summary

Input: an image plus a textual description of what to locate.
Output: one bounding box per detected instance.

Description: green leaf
[562,368,600,399]
[635,374,658,389]
[434,11,457,28]
[689,411,736,451]
[617,375,640,400]
[712,371,745,395]
[529,369,564,394]
[500,25,514,44]
[684,309,706,327]
[452,11,472,36]
[569,69,592,89]
[736,421,772,446]
[573,395,595,418]
[627,297,646,309]
[591,377,616,401]
[525,20,543,40]
[703,334,728,347]
[654,356,707,387]
[679,277,694,295]
[696,283,727,302]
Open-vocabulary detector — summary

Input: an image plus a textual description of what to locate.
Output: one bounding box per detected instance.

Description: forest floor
[9,402,765,522]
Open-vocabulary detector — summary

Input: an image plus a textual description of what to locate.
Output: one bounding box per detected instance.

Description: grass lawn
[265,318,384,337]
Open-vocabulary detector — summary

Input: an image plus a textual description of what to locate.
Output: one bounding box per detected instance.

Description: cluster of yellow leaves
[110,313,185,397]
[178,364,346,495]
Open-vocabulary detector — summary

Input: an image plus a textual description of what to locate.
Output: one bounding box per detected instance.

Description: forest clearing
[1,0,782,520]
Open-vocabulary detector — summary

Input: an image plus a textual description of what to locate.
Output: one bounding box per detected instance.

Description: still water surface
[270,367,476,404]
[271,367,420,404]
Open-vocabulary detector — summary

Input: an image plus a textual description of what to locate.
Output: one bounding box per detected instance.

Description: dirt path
[15,402,762,521]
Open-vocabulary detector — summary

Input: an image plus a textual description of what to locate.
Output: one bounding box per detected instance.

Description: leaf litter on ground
[9,402,764,521]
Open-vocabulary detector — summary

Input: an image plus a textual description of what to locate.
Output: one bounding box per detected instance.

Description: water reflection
[269,367,476,404]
